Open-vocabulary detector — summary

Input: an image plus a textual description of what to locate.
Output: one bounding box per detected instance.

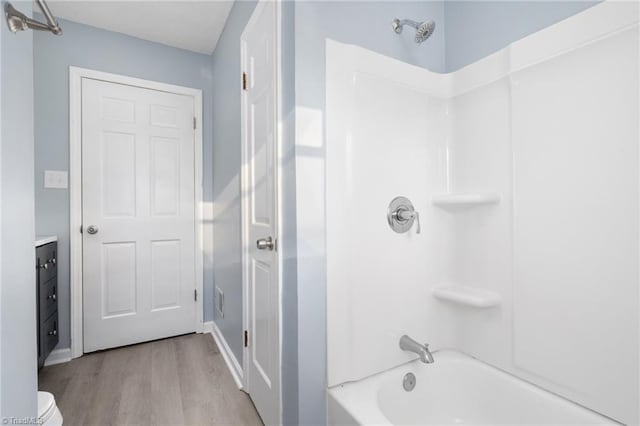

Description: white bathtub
[328,351,617,425]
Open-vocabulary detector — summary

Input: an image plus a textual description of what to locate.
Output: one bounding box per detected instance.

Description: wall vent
[215,286,224,318]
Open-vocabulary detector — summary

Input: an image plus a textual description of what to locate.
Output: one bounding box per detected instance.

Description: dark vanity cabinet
[36,240,58,368]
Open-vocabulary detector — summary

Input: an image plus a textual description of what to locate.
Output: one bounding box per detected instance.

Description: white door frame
[240,0,284,422]
[69,66,204,359]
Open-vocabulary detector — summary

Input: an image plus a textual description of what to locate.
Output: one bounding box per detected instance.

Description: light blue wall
[293,2,446,424]
[34,17,215,351]
[444,1,599,71]
[1,1,37,417]
[280,2,299,425]
[210,0,257,365]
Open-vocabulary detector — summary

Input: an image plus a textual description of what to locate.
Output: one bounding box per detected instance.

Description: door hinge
[193,117,197,129]
[242,72,248,91]
[79,225,83,234]
[194,289,198,301]
[244,330,249,347]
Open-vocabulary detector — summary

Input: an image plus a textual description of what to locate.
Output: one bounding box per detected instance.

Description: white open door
[241,1,281,424]
[81,78,198,352]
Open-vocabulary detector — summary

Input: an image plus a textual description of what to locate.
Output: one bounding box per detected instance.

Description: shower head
[392,18,436,44]
[415,20,436,43]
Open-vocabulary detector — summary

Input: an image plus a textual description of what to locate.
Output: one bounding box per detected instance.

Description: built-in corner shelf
[432,193,500,209]
[432,285,501,308]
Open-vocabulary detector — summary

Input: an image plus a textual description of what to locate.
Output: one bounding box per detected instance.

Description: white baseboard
[207,321,244,389]
[202,320,214,334]
[44,348,72,367]
[43,325,225,368]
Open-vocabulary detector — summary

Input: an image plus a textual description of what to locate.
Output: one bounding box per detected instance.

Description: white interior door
[242,1,280,424]
[82,78,197,352]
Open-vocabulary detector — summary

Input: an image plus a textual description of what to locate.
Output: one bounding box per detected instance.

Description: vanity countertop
[35,235,57,247]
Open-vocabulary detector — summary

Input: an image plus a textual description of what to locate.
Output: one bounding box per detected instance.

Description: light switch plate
[44,170,68,189]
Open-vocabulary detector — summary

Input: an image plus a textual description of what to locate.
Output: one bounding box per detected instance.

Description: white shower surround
[325,2,639,424]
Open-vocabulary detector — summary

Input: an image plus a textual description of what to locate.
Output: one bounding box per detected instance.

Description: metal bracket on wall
[4,0,62,35]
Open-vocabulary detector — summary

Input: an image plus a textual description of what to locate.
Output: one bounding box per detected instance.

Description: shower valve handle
[388,197,421,235]
[413,211,421,234]
[395,209,421,234]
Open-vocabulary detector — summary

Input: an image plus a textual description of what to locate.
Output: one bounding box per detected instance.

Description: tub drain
[403,372,416,391]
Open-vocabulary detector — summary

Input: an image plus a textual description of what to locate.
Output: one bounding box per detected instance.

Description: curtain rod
[5,0,62,35]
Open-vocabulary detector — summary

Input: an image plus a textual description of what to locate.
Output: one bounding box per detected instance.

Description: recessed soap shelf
[432,285,501,308]
[432,193,500,209]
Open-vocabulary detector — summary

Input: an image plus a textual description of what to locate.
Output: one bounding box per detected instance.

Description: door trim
[69,66,204,359]
[240,0,283,423]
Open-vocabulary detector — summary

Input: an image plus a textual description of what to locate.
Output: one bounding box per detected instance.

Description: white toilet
[38,391,63,426]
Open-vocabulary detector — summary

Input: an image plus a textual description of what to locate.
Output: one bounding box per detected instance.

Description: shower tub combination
[325,1,638,425]
[328,351,615,425]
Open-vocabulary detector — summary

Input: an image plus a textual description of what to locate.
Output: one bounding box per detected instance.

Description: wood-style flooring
[38,333,263,426]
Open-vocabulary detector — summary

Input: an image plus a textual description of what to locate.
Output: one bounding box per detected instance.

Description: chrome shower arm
[392,19,421,33]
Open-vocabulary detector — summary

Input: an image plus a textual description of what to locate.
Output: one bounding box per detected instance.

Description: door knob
[256,237,275,251]
[86,225,99,235]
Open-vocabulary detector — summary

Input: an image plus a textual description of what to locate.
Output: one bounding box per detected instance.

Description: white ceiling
[47,1,235,54]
